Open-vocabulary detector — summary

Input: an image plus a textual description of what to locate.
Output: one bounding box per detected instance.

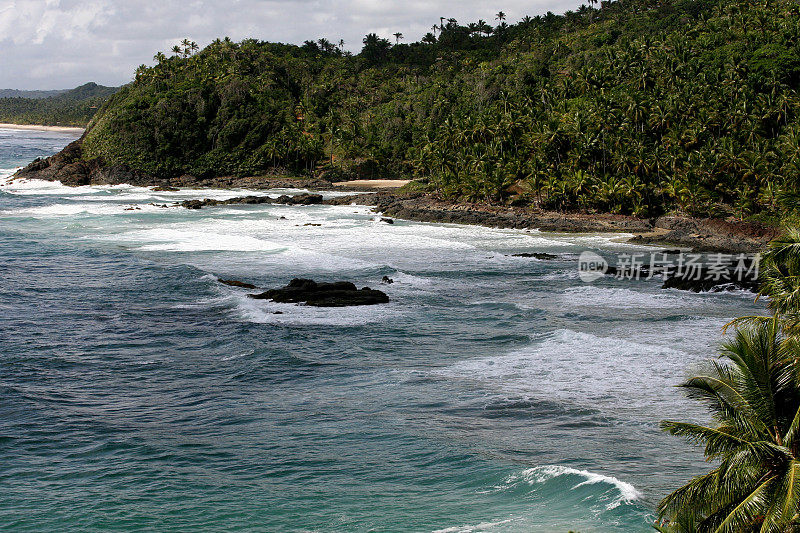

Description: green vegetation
[0,83,118,127]
[80,0,800,219]
[0,88,66,99]
[657,230,800,531]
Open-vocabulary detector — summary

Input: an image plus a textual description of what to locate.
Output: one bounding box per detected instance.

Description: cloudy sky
[0,0,578,90]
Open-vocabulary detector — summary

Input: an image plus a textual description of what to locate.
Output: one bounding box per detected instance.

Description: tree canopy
[0,83,118,127]
[75,0,800,219]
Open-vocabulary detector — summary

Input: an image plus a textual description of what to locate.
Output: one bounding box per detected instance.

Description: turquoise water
[0,128,764,532]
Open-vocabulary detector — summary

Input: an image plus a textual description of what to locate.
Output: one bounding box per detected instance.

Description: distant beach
[0,123,84,134]
[333,179,410,190]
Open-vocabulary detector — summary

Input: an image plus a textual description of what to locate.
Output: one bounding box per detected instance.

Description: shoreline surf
[0,123,85,134]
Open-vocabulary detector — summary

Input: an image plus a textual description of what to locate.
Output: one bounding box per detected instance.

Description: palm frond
[713,476,775,533]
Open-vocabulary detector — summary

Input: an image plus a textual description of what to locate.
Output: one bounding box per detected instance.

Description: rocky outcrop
[629,217,780,254]
[605,253,760,292]
[661,264,760,293]
[323,193,378,206]
[13,140,151,187]
[369,192,654,233]
[273,193,324,205]
[248,278,390,307]
[181,193,323,209]
[13,139,335,190]
[355,193,776,253]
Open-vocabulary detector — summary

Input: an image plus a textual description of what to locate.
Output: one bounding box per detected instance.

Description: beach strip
[0,123,85,134]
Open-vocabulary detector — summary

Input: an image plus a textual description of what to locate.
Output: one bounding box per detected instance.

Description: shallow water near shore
[0,129,765,531]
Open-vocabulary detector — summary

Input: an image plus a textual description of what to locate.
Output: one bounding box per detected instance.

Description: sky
[0,0,579,90]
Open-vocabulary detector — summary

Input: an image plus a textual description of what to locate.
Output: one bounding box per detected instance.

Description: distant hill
[54,82,118,102]
[0,89,67,99]
[0,82,120,127]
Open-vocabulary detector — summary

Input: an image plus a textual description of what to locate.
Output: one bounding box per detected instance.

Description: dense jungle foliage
[81,0,800,218]
[0,83,118,127]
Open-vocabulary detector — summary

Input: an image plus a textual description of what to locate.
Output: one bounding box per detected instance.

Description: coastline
[0,123,85,134]
[327,191,779,253]
[9,139,779,253]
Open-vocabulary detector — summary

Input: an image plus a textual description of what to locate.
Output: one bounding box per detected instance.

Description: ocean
[0,128,763,532]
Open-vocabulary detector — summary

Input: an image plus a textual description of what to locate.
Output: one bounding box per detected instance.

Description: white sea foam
[509,465,642,510]
[536,269,581,281]
[390,271,437,288]
[0,202,167,218]
[437,329,689,411]
[0,168,20,179]
[560,285,690,309]
[432,518,518,533]
[0,177,344,202]
[112,228,290,253]
[0,177,92,195]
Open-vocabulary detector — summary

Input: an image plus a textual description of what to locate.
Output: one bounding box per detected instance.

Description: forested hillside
[0,89,66,99]
[0,83,118,127]
[80,0,800,218]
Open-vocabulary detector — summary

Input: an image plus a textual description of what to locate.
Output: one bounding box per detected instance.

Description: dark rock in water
[511,252,558,260]
[182,199,206,209]
[605,256,759,293]
[381,276,394,284]
[303,223,322,227]
[218,278,258,290]
[274,193,323,205]
[152,186,179,192]
[380,217,395,224]
[249,278,390,307]
[181,193,323,209]
[13,140,152,187]
[662,271,759,293]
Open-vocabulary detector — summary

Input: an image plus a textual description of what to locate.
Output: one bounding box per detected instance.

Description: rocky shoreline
[12,141,779,253]
[326,192,778,253]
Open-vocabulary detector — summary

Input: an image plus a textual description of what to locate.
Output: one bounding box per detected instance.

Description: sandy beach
[0,123,84,134]
[333,179,410,189]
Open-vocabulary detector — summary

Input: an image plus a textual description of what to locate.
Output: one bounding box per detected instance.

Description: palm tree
[431,24,439,36]
[393,32,404,45]
[759,227,800,333]
[496,11,506,23]
[657,320,800,532]
[361,33,391,63]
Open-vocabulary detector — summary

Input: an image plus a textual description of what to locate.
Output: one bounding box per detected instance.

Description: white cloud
[0,0,578,89]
